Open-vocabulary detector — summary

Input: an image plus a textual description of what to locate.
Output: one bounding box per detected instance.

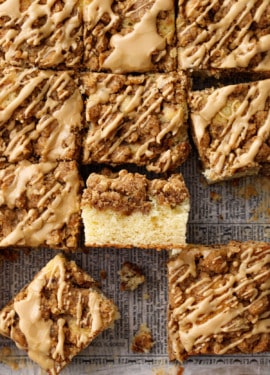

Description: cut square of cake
[0,67,83,163]
[0,0,83,69]
[80,72,190,173]
[0,160,82,249]
[189,78,270,183]
[168,241,270,362]
[81,169,190,249]
[82,0,176,73]
[0,253,119,375]
[177,0,270,73]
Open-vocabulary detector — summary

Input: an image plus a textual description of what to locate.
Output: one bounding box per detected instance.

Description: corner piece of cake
[83,0,176,73]
[0,160,82,249]
[0,0,83,69]
[0,253,119,375]
[168,241,270,362]
[81,169,190,250]
[177,0,270,73]
[189,78,270,183]
[80,72,190,173]
[0,67,83,163]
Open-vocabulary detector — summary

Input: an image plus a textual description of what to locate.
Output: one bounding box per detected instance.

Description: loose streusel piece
[0,161,82,249]
[81,169,190,249]
[80,72,190,173]
[177,0,270,73]
[118,262,145,291]
[131,324,155,353]
[0,0,83,69]
[0,68,83,163]
[168,241,270,362]
[189,79,270,183]
[83,0,176,73]
[0,253,119,375]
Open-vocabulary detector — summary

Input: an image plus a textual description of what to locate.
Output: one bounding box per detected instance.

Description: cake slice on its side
[82,0,176,73]
[0,161,82,250]
[177,0,270,73]
[189,79,270,183]
[0,68,83,163]
[0,0,83,69]
[80,72,190,173]
[168,241,270,362]
[0,253,119,375]
[81,169,190,250]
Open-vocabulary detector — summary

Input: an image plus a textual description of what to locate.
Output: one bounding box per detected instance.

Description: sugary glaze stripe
[0,0,82,67]
[83,73,186,171]
[190,79,270,175]
[0,255,114,374]
[0,161,81,247]
[84,0,174,72]
[168,244,270,356]
[0,69,83,162]
[178,0,270,70]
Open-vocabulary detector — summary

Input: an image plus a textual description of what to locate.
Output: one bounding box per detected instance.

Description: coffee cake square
[0,161,82,249]
[80,71,190,173]
[177,0,270,73]
[83,0,176,73]
[0,68,83,163]
[0,253,119,375]
[168,241,270,362]
[189,78,270,183]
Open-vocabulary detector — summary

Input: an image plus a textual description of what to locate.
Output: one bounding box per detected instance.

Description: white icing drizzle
[178,0,270,71]
[83,73,187,172]
[0,69,83,163]
[168,244,270,356]
[0,161,81,247]
[102,0,173,72]
[190,79,270,179]
[0,0,82,67]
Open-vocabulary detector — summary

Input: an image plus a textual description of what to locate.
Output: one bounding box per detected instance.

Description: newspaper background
[1,149,270,374]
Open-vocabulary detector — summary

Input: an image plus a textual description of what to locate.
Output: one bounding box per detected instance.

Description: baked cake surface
[80,72,190,173]
[83,0,176,73]
[0,253,119,375]
[177,0,270,72]
[81,169,190,249]
[168,241,270,362]
[0,161,82,249]
[0,68,83,163]
[189,78,270,183]
[0,0,83,69]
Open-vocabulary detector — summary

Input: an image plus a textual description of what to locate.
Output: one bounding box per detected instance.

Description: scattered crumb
[118,262,145,291]
[238,184,258,199]
[100,269,107,280]
[143,293,150,300]
[210,191,222,202]
[177,367,184,375]
[0,346,19,370]
[131,324,154,353]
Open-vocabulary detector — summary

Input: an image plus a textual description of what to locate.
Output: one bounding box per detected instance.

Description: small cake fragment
[0,254,119,375]
[0,161,82,249]
[80,72,190,173]
[189,79,270,183]
[0,67,83,163]
[177,0,270,73]
[168,241,270,362]
[118,262,145,291]
[131,324,155,353]
[83,0,176,73]
[81,169,190,249]
[0,0,83,69]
